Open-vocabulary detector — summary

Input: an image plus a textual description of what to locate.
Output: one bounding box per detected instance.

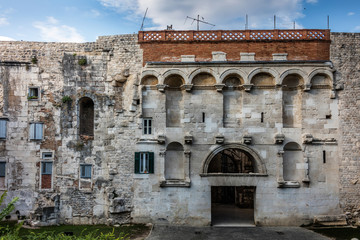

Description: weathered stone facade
[0,29,358,226]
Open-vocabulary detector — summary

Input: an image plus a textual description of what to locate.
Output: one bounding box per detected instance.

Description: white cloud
[348,12,355,16]
[33,17,85,42]
[0,36,15,41]
[98,0,305,30]
[0,17,9,26]
[354,26,360,31]
[306,0,318,3]
[91,9,101,17]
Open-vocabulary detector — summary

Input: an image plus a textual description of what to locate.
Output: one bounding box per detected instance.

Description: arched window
[192,73,216,86]
[79,97,94,136]
[165,142,184,180]
[165,75,184,127]
[208,148,255,173]
[250,73,275,86]
[282,74,304,128]
[223,75,243,128]
[283,142,302,182]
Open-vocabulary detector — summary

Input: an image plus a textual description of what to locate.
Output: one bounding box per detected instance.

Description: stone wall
[331,32,360,225]
[0,34,143,225]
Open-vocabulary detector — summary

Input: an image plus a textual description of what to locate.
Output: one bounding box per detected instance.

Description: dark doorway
[211,186,255,226]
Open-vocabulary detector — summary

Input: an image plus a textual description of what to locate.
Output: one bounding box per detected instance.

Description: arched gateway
[202,144,267,175]
[202,144,267,226]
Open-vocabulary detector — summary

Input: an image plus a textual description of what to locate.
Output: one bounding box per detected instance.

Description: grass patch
[309,227,360,240]
[0,222,150,240]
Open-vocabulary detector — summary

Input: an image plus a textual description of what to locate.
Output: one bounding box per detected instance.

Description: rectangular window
[0,162,5,177]
[41,161,52,189]
[41,162,52,175]
[42,152,53,159]
[143,118,152,135]
[0,119,7,139]
[80,165,92,179]
[134,152,154,174]
[28,87,39,100]
[29,123,43,140]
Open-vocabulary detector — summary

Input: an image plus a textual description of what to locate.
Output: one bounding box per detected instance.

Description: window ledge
[137,138,158,144]
[160,180,191,187]
[200,173,268,177]
[277,181,300,188]
[134,174,150,179]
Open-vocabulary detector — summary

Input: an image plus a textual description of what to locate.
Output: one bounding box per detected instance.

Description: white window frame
[40,161,53,190]
[29,123,43,140]
[143,118,152,135]
[140,152,150,173]
[41,150,54,160]
[0,119,7,139]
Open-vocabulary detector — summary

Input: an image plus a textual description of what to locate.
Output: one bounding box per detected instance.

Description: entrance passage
[211,186,255,227]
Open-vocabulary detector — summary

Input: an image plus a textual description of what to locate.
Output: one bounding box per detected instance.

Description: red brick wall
[140,41,330,64]
[139,30,331,64]
[41,174,52,189]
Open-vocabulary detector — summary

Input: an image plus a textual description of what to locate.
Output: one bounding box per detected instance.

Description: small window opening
[326,114,331,119]
[28,87,39,100]
[42,152,53,159]
[261,112,264,123]
[143,118,152,135]
[202,112,206,123]
[136,99,140,105]
[80,164,92,179]
[0,162,6,177]
[323,150,326,164]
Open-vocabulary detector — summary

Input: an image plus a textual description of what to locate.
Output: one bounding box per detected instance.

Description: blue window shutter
[148,152,154,174]
[35,123,43,140]
[135,152,140,173]
[29,124,35,139]
[0,120,6,139]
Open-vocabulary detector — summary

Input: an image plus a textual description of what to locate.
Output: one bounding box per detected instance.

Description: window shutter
[148,152,154,174]
[35,124,43,140]
[134,152,140,173]
[85,165,91,178]
[29,124,35,139]
[0,120,6,139]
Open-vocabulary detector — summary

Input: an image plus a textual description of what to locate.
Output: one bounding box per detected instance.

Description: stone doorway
[211,186,255,227]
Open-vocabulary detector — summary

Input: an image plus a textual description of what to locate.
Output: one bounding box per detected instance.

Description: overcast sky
[0,0,359,42]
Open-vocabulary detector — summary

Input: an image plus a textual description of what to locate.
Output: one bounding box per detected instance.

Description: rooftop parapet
[139,29,330,42]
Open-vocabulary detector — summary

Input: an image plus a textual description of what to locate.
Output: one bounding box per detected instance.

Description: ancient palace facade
[0,29,359,226]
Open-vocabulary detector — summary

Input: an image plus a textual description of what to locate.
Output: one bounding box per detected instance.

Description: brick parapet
[139,29,331,64]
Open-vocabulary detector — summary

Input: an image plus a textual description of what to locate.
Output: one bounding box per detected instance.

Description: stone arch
[248,68,279,85]
[308,69,333,87]
[165,142,185,180]
[189,68,219,85]
[164,74,184,88]
[79,97,94,136]
[280,69,307,86]
[219,69,247,86]
[283,142,302,182]
[162,69,187,85]
[141,70,161,85]
[202,144,266,174]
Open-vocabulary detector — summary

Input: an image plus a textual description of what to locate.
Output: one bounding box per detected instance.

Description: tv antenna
[185,15,215,31]
[140,8,148,31]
